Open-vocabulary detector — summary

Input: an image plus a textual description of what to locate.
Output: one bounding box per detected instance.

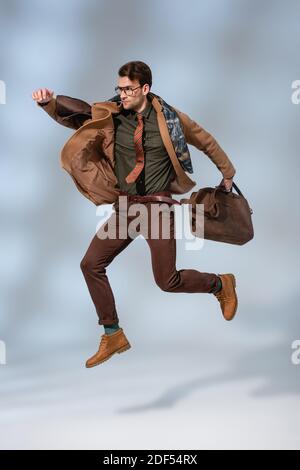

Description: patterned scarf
[107,92,194,174]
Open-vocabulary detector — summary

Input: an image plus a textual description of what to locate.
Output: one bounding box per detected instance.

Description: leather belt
[118,191,182,205]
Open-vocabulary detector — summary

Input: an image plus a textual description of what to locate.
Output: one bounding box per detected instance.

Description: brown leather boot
[213,273,238,321]
[85,328,131,368]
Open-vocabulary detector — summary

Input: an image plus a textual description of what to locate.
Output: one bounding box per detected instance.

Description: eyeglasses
[114,85,142,96]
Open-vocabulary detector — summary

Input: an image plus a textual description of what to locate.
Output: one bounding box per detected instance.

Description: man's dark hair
[118,61,152,89]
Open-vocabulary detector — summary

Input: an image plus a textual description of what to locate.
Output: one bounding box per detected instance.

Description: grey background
[0,0,299,449]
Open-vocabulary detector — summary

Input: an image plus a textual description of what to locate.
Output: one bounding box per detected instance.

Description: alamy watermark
[291,80,300,104]
[0,340,6,365]
[291,340,300,365]
[0,80,6,104]
[95,198,206,251]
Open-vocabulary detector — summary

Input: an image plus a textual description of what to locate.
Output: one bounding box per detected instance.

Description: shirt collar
[138,98,152,120]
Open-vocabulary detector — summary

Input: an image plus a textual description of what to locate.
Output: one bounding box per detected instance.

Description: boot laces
[215,290,232,302]
[99,334,109,348]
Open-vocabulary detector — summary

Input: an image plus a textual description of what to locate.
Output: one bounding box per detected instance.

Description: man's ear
[143,84,150,95]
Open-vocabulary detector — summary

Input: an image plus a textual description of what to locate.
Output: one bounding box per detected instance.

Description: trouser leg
[145,204,219,293]
[80,209,135,325]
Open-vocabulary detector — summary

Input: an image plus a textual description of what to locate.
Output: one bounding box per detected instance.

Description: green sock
[104,323,120,335]
[210,276,222,294]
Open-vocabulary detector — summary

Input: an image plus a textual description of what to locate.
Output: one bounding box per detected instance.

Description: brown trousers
[80,194,219,325]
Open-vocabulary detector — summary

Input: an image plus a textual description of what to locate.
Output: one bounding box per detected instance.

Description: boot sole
[85,343,131,368]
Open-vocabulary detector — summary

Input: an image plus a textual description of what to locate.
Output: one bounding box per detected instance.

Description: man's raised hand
[31,88,54,104]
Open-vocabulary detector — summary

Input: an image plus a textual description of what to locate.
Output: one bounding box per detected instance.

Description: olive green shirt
[113,98,176,195]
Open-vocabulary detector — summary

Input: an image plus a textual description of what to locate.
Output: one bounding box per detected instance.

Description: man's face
[117,76,149,110]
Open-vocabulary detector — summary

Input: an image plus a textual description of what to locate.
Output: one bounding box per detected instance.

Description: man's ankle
[210,276,222,294]
[104,323,120,335]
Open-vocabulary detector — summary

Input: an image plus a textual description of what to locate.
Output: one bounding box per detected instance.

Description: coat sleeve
[36,95,92,130]
[174,107,236,179]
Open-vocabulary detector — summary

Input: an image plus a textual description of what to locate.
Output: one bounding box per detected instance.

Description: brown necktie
[125,112,144,184]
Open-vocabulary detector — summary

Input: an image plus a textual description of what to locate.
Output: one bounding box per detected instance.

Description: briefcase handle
[216,181,242,195]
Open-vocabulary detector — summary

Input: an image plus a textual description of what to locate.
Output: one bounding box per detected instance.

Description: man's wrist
[38,100,51,107]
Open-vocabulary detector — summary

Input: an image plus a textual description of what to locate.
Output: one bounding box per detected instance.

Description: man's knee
[80,256,100,274]
[158,283,171,292]
[155,275,178,292]
[80,246,118,274]
[80,256,90,273]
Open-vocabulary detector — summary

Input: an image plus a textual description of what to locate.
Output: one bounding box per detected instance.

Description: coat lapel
[150,96,195,190]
